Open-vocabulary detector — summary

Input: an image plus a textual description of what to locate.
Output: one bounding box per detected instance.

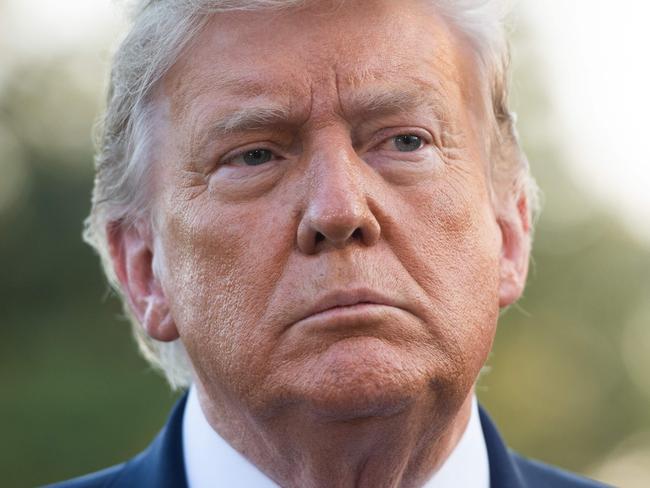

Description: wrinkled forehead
[159,0,485,131]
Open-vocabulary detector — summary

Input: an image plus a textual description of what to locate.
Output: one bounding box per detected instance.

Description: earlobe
[497,193,532,308]
[107,221,179,342]
[143,294,179,342]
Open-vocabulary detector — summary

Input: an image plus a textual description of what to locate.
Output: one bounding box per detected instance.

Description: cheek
[158,197,295,381]
[400,167,500,279]
[392,166,501,363]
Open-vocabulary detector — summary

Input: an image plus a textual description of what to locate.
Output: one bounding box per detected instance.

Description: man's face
[152,0,504,420]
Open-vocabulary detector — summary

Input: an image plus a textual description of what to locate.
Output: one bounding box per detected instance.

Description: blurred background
[1,0,648,486]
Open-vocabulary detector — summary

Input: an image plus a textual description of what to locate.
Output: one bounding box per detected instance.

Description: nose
[297,144,381,255]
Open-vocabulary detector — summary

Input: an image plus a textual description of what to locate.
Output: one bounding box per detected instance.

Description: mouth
[295,288,408,327]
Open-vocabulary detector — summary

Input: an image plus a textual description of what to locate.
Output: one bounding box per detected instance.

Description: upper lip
[295,288,406,324]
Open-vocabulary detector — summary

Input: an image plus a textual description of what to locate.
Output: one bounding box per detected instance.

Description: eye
[393,134,424,152]
[230,148,274,166]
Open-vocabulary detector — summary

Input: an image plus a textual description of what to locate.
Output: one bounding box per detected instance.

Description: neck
[194,381,475,488]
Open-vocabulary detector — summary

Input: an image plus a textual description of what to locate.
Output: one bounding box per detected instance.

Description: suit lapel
[479,405,527,488]
[117,393,190,488]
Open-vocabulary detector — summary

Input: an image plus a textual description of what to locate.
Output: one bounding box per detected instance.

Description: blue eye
[241,149,273,166]
[393,135,423,152]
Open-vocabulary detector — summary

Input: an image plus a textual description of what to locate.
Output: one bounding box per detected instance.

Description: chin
[290,336,433,422]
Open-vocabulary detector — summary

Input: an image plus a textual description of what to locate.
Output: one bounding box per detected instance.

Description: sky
[1,0,649,242]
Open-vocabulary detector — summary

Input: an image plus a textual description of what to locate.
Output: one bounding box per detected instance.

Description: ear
[497,192,532,308]
[107,221,179,342]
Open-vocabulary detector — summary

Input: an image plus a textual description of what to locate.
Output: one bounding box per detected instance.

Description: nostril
[315,232,325,244]
[351,228,363,240]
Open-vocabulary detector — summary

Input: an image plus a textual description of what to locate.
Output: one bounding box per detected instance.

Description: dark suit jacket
[46,395,611,488]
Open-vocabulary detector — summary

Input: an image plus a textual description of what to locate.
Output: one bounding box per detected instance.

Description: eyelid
[372,127,433,150]
[220,142,283,167]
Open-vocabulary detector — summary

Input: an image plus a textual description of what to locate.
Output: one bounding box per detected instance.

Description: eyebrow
[188,82,449,158]
[341,87,445,121]
[184,103,298,163]
[208,105,295,136]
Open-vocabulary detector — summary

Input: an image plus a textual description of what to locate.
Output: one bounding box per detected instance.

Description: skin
[109,1,531,486]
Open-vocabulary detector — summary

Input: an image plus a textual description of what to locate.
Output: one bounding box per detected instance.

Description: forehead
[161,0,483,122]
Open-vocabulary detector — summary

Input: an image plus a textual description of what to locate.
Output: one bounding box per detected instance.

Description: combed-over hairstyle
[84,0,538,389]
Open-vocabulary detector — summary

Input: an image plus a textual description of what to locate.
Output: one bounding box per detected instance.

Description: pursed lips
[294,288,409,326]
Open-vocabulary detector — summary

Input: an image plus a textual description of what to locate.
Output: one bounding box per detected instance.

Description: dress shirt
[182,385,490,488]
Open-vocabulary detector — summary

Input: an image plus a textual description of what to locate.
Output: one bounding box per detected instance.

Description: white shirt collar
[182,386,490,488]
[423,394,490,488]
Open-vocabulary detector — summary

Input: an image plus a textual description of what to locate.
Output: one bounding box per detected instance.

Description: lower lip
[296,303,401,329]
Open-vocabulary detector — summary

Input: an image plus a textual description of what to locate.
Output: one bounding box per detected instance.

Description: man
[50,0,609,486]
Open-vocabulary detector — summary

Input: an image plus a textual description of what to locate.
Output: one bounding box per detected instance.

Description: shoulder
[477,404,612,488]
[42,462,127,488]
[43,394,189,488]
[510,450,612,488]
